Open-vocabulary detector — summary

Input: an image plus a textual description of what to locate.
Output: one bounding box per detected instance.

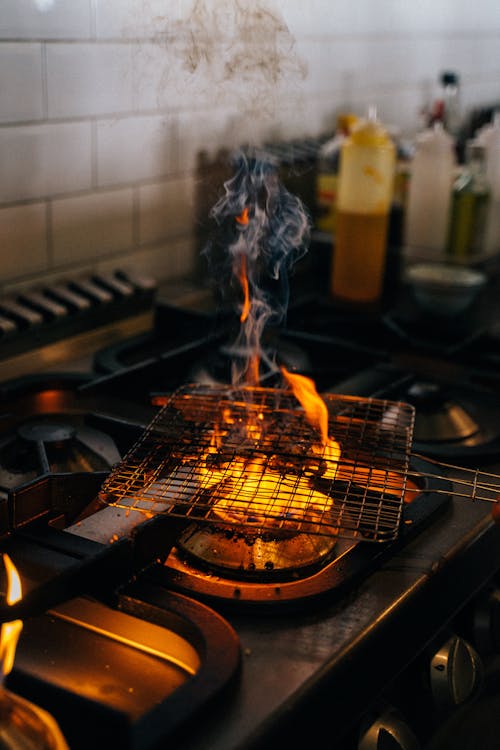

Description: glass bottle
[331,107,396,306]
[446,140,490,259]
[477,110,500,256]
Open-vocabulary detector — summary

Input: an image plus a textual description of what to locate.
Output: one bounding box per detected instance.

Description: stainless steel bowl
[405,262,487,316]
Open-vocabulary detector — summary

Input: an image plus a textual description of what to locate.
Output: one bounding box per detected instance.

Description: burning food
[98,383,415,544]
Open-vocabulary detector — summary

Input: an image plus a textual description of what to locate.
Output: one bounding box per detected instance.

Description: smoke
[203,149,311,385]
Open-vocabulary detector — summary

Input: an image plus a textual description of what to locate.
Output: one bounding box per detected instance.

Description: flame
[235,254,251,323]
[280,368,416,502]
[281,366,341,473]
[235,207,249,226]
[0,554,23,678]
[198,373,342,529]
[232,214,260,384]
[234,209,251,324]
[281,367,329,444]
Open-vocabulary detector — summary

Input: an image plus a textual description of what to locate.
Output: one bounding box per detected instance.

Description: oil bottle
[446,140,490,259]
[477,110,500,256]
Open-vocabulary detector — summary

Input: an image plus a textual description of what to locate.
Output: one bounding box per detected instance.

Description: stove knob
[429,634,483,712]
[472,586,500,654]
[358,708,421,750]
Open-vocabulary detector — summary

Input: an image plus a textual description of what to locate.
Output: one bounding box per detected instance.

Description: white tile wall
[52,188,134,265]
[139,176,195,245]
[0,203,48,283]
[1,0,500,292]
[0,44,44,123]
[46,43,134,118]
[0,122,92,203]
[0,0,91,40]
[96,115,175,186]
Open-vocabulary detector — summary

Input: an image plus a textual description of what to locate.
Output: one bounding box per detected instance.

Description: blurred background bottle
[440,71,461,138]
[446,140,490,259]
[330,107,396,306]
[315,113,358,233]
[477,110,500,256]
[428,71,462,139]
[405,122,456,254]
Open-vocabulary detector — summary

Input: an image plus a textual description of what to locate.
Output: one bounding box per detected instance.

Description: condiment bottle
[315,114,358,233]
[331,108,396,306]
[477,111,500,256]
[446,140,490,259]
[405,123,456,254]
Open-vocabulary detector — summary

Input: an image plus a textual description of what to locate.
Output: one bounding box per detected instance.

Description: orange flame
[235,254,251,324]
[233,215,260,384]
[281,367,329,445]
[235,208,251,324]
[235,207,249,226]
[0,554,23,677]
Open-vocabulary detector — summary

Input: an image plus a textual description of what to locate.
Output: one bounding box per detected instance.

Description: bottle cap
[350,107,392,147]
[440,71,459,86]
[337,113,358,135]
[416,122,455,154]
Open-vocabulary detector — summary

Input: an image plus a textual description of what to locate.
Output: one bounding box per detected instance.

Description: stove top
[1,281,500,749]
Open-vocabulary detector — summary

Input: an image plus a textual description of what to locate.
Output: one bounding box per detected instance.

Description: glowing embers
[98,384,415,544]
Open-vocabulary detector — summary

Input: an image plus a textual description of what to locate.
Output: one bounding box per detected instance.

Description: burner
[188,335,312,386]
[0,416,121,493]
[18,422,77,445]
[175,523,338,582]
[406,382,481,444]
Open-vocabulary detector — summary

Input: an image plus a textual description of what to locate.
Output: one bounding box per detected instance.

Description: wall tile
[298,37,500,100]
[281,0,500,36]
[96,115,175,186]
[52,188,134,265]
[0,203,48,283]
[175,108,253,174]
[2,0,500,293]
[0,123,92,203]
[96,237,196,283]
[95,0,167,39]
[0,0,91,40]
[131,41,216,112]
[46,43,133,118]
[139,176,195,245]
[0,44,44,124]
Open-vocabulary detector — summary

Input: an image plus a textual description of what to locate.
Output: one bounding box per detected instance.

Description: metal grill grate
[98,384,415,542]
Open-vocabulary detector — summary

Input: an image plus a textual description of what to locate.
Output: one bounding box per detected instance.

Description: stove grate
[98,384,416,543]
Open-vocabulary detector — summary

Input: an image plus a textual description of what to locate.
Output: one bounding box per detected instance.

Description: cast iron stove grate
[98,384,416,543]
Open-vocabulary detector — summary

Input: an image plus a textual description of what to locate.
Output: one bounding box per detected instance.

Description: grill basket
[98,384,416,543]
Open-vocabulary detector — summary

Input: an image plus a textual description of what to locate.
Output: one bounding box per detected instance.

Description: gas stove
[1,276,500,750]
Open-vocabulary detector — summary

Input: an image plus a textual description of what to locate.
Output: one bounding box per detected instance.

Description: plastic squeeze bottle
[331,108,396,305]
[405,123,456,253]
[316,113,358,233]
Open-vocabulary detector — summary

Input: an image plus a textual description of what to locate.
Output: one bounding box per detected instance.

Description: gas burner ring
[18,422,77,445]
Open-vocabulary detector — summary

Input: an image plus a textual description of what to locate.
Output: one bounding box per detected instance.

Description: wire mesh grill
[98,384,416,542]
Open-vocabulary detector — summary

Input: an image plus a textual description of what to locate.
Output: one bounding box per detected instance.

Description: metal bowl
[405,262,487,317]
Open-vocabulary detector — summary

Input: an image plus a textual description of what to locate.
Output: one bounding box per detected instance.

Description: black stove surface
[2,287,500,749]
